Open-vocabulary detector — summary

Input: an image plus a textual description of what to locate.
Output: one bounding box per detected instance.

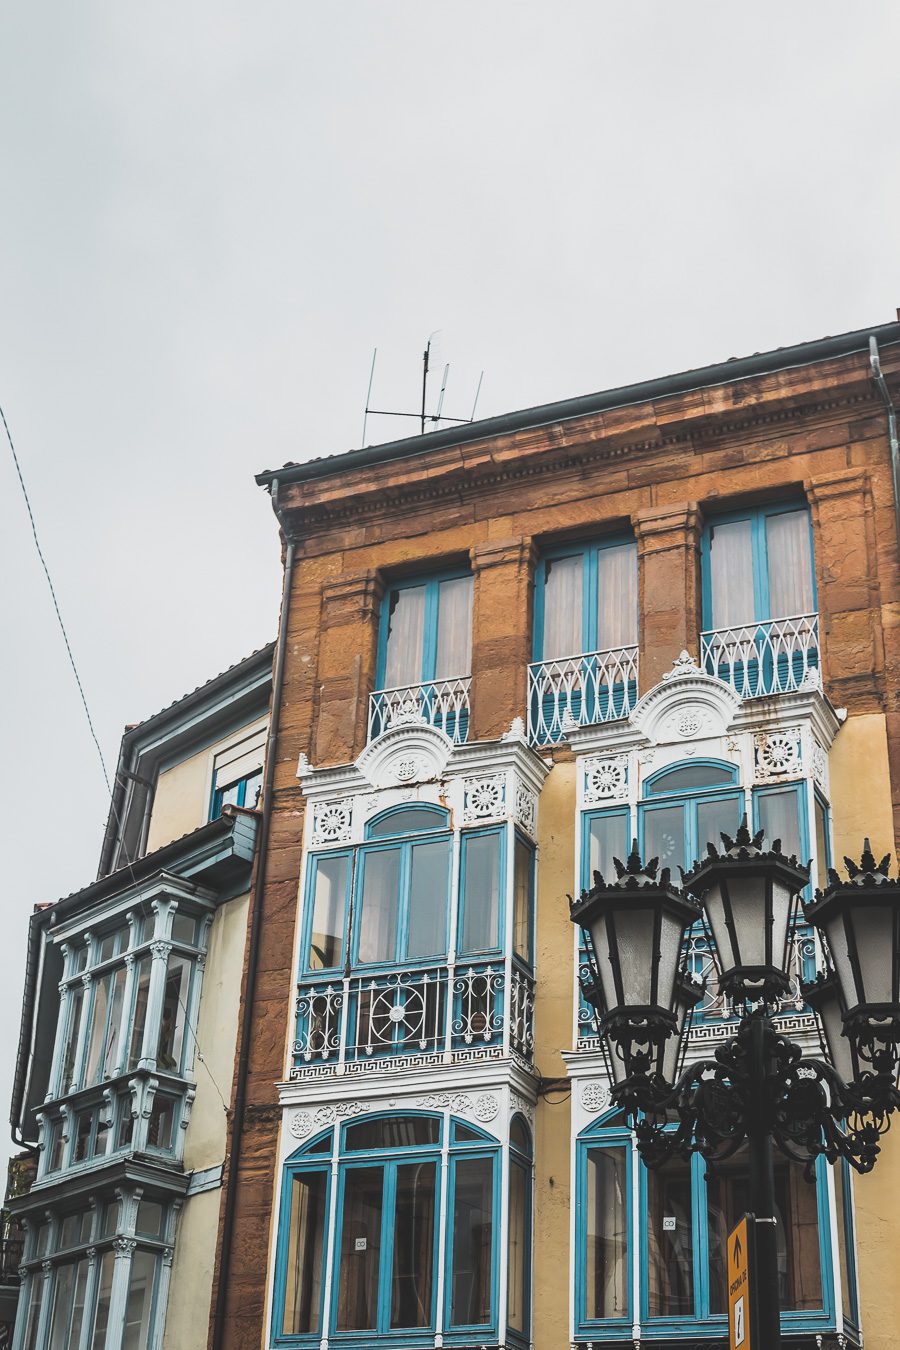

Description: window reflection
[585,1146,628,1320]
[647,1156,694,1316]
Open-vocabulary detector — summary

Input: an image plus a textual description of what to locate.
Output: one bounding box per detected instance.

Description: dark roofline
[256,320,900,490]
[119,642,275,744]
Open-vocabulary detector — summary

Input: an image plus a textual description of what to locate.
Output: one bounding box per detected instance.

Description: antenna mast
[362,337,484,447]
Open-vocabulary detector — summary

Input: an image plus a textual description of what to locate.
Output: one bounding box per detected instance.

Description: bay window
[273,1113,526,1347]
[575,1111,859,1342]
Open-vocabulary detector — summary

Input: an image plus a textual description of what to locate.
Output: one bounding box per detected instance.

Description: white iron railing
[293,960,533,1075]
[527,645,639,746]
[368,677,471,744]
[700,613,819,699]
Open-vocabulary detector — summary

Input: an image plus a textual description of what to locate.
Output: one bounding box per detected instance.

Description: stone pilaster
[634,502,703,693]
[470,539,536,741]
[313,570,384,764]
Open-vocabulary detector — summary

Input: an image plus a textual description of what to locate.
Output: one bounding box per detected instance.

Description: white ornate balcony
[700,613,820,699]
[292,960,534,1079]
[527,646,638,746]
[368,676,471,743]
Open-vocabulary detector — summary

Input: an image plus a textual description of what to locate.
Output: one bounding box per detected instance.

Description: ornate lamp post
[571,824,900,1346]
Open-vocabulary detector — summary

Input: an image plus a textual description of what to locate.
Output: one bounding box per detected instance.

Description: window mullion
[422,579,440,683]
[824,1155,844,1336]
[378,1161,397,1331]
[585,546,598,653]
[693,1149,709,1318]
[752,509,770,621]
[630,1131,641,1342]
[434,1114,451,1336]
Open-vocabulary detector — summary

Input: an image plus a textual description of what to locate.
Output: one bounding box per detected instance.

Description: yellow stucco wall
[534,759,576,1350]
[162,891,250,1348]
[146,716,267,855]
[829,712,900,1349]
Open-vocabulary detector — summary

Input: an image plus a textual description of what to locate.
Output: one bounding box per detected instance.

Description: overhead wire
[3,398,230,1117]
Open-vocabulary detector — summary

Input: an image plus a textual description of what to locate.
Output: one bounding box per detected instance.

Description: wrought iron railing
[0,1237,24,1285]
[367,677,471,743]
[700,613,819,699]
[293,959,533,1075]
[527,646,638,746]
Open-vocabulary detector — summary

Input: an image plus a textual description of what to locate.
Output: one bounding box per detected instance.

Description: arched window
[272,1112,525,1345]
[640,759,742,877]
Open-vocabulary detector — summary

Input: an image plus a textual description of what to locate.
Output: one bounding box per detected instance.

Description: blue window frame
[209,765,263,820]
[701,502,816,630]
[376,570,473,690]
[575,1111,857,1342]
[638,760,743,879]
[533,537,637,663]
[272,1113,506,1348]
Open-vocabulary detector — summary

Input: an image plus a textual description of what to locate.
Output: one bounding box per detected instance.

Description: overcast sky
[2,3,899,1126]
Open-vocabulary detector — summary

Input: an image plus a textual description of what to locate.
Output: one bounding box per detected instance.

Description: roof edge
[256,321,900,490]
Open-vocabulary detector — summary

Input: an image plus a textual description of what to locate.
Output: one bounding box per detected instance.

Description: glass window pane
[407,842,450,959]
[48,1261,76,1350]
[69,1261,89,1349]
[136,1200,164,1238]
[597,543,637,650]
[642,804,686,878]
[336,1167,384,1331]
[542,555,583,661]
[282,1171,328,1336]
[507,1160,528,1334]
[368,807,447,838]
[585,1146,628,1321]
[815,798,830,892]
[23,1272,45,1350]
[832,1162,854,1323]
[147,1095,176,1150]
[435,576,473,679]
[513,838,533,961]
[766,509,814,618]
[90,1252,115,1349]
[308,855,348,971]
[647,763,735,795]
[128,957,152,1070]
[345,1116,440,1151]
[123,1249,158,1350]
[384,586,426,689]
[588,813,629,886]
[510,1117,532,1156]
[450,1156,493,1326]
[171,913,198,945]
[646,1156,694,1316]
[460,833,501,954]
[696,797,742,867]
[391,1162,436,1327]
[242,769,263,811]
[102,1201,119,1237]
[73,1111,92,1162]
[756,788,802,858]
[84,976,111,1085]
[61,984,84,1089]
[157,955,191,1072]
[357,849,401,964]
[709,519,754,628]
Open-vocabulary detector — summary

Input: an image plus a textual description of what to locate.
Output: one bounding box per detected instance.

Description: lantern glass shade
[806,977,855,1083]
[590,906,653,1012]
[661,980,703,1084]
[702,874,794,992]
[847,905,897,1009]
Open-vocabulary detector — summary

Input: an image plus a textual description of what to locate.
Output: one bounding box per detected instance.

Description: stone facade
[213,327,900,1350]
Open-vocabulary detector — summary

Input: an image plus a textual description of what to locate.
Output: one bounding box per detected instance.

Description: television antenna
[362,337,484,447]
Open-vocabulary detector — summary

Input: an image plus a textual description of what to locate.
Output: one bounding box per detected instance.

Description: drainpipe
[212,479,295,1350]
[870,335,900,552]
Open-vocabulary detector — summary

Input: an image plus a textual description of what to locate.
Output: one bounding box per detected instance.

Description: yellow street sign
[728,1214,754,1350]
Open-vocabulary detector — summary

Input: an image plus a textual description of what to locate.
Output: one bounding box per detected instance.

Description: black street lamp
[572,823,900,1347]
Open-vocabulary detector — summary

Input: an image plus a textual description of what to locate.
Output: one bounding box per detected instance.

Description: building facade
[8,644,273,1350]
[212,321,900,1350]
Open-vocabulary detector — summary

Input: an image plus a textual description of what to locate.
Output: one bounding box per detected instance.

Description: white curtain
[357,849,400,964]
[766,510,814,617]
[435,576,473,679]
[542,555,583,660]
[384,586,426,688]
[597,543,637,649]
[709,520,754,627]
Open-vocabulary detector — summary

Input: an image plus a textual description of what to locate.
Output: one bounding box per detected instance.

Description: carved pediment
[631,650,741,745]
[355,721,454,789]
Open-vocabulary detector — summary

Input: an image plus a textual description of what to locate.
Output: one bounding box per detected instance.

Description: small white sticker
[354,1237,367,1252]
[734,1294,745,1344]
[662,1216,676,1232]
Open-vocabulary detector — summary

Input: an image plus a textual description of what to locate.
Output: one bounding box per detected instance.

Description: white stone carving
[416,1091,473,1114]
[632,655,741,745]
[503,716,527,743]
[387,696,428,728]
[583,754,628,803]
[463,775,506,821]
[296,752,314,777]
[509,1090,536,1124]
[514,781,537,835]
[313,1101,370,1126]
[311,799,353,844]
[580,1081,611,1114]
[812,742,828,792]
[799,666,822,692]
[753,728,802,781]
[289,1110,313,1139]
[472,1093,499,1123]
[356,721,454,788]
